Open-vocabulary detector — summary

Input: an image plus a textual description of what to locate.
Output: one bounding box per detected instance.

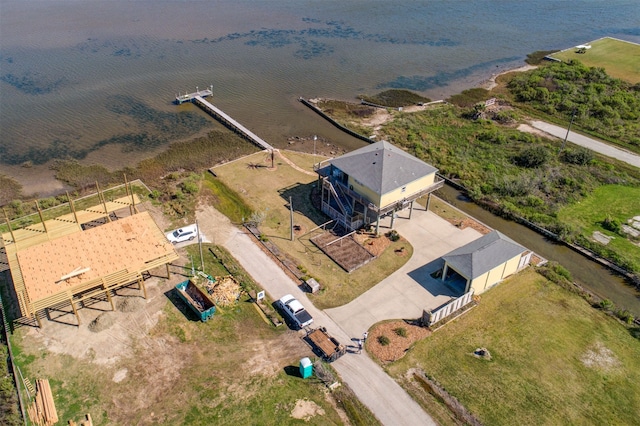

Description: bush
[514,146,550,168]
[378,335,390,346]
[601,216,621,234]
[394,327,408,338]
[616,309,635,324]
[387,230,400,242]
[562,148,594,165]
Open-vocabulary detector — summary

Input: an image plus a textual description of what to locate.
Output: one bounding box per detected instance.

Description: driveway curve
[196,204,436,426]
[326,208,481,338]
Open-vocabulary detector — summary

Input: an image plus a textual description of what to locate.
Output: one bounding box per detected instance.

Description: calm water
[1,1,639,311]
[1,0,639,193]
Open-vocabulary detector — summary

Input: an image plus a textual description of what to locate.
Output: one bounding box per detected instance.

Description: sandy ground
[482,64,537,90]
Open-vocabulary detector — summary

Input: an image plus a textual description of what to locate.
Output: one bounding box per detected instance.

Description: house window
[401,186,407,193]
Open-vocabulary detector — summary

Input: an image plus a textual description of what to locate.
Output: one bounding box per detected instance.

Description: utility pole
[290,196,294,241]
[313,135,317,164]
[196,217,204,271]
[560,109,576,154]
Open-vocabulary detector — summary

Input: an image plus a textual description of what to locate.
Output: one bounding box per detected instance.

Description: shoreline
[480,64,537,90]
[1,63,537,201]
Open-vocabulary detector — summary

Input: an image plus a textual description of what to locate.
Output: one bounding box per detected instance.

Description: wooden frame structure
[2,191,178,326]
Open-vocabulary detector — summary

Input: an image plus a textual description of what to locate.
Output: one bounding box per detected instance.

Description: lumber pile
[210,275,242,306]
[27,378,59,425]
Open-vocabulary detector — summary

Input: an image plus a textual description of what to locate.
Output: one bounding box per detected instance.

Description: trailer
[175,280,216,321]
[306,326,346,362]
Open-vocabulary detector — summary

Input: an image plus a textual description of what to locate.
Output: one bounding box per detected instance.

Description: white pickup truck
[277,294,313,329]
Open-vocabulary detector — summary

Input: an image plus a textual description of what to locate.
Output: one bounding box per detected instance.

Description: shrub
[514,146,550,168]
[616,309,635,324]
[394,327,408,338]
[601,216,621,234]
[387,230,400,242]
[378,335,390,346]
[562,148,594,165]
[599,299,614,311]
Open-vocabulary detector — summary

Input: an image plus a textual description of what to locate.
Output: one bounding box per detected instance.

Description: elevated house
[315,141,444,233]
[441,230,531,295]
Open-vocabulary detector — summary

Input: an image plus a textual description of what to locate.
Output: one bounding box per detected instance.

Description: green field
[387,268,640,425]
[549,37,640,83]
[557,185,640,271]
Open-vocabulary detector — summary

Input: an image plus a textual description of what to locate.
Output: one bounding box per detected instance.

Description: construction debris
[209,275,242,307]
[27,378,58,426]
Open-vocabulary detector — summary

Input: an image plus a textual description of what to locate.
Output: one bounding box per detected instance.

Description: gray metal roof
[442,231,526,279]
[329,141,438,195]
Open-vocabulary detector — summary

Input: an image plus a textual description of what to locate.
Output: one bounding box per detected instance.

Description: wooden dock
[175,87,213,104]
[192,95,274,151]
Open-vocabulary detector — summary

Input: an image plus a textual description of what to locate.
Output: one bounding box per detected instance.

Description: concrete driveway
[196,204,436,426]
[325,207,482,338]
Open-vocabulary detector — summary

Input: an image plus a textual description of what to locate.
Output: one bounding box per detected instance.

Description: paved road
[528,120,640,168]
[196,205,436,426]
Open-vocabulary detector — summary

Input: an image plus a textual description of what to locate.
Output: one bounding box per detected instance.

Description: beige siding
[469,254,522,294]
[379,173,436,208]
[348,176,380,206]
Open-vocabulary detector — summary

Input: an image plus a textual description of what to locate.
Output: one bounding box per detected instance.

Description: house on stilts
[314,140,444,233]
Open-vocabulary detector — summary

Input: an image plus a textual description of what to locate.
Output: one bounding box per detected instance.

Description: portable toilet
[299,357,313,379]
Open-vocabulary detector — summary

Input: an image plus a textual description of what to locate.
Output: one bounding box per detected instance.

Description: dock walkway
[181,94,274,151]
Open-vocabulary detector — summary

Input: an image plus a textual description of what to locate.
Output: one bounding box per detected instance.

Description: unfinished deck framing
[2,193,179,326]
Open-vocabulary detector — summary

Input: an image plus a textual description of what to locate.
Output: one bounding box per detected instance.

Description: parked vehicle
[276,294,313,329]
[175,280,216,321]
[306,326,346,362]
[166,224,198,244]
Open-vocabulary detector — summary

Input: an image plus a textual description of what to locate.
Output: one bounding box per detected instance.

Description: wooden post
[35,311,42,328]
[290,196,294,241]
[105,288,115,311]
[70,300,81,325]
[166,263,171,279]
[67,191,80,225]
[35,201,49,236]
[426,193,432,212]
[3,209,16,245]
[95,181,111,222]
[124,174,134,216]
[390,211,395,229]
[139,278,148,299]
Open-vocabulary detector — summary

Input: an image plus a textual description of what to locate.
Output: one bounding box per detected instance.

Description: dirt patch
[116,296,146,312]
[88,312,117,332]
[25,275,174,366]
[112,368,128,383]
[367,320,431,364]
[353,231,392,257]
[444,217,492,235]
[581,342,621,371]
[290,399,326,421]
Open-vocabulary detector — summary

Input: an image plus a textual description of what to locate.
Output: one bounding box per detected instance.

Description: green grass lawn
[387,268,640,425]
[557,184,640,270]
[549,37,640,83]
[210,151,412,309]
